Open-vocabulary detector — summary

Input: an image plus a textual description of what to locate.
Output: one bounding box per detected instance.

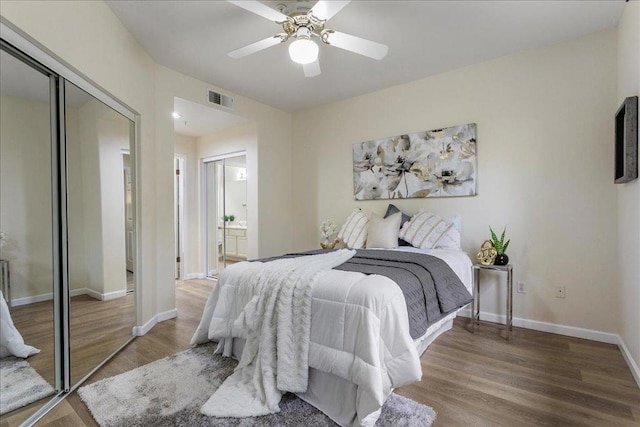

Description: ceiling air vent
[207,89,233,110]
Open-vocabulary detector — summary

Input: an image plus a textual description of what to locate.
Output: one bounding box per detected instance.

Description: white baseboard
[102,289,128,301]
[133,308,178,336]
[458,308,640,388]
[184,273,206,280]
[11,292,53,306]
[457,308,618,344]
[617,336,640,388]
[12,288,128,306]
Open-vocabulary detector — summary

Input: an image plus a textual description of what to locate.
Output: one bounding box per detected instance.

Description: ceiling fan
[227,0,389,77]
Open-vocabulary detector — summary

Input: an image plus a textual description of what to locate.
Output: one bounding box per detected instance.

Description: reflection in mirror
[204,154,247,278]
[0,49,57,417]
[65,82,136,385]
[222,155,248,266]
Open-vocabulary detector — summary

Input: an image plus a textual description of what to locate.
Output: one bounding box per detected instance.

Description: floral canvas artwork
[353,123,477,200]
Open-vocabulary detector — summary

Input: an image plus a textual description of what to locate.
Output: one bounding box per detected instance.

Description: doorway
[203,152,247,277]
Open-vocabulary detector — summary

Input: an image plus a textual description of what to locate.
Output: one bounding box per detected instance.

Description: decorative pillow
[337,208,369,249]
[366,212,402,249]
[444,214,463,234]
[384,204,411,246]
[399,211,461,250]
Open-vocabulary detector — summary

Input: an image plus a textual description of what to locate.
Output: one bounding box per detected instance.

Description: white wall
[616,0,640,380]
[293,29,619,335]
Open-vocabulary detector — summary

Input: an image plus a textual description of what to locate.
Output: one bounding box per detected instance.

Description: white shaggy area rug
[0,357,55,415]
[79,343,437,427]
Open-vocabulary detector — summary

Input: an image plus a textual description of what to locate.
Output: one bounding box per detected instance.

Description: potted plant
[490,226,510,265]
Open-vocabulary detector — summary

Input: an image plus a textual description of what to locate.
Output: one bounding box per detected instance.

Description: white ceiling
[106,1,624,113]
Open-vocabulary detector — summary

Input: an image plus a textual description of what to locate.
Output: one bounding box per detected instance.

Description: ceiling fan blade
[303,60,321,78]
[325,30,388,60]
[310,0,351,21]
[228,35,284,58]
[227,0,288,23]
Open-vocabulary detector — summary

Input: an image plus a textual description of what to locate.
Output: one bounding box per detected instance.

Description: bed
[191,245,473,426]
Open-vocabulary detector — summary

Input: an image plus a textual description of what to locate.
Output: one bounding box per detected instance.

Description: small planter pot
[494,253,509,265]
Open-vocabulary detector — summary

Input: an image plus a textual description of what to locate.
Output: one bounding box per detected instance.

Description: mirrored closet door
[64,81,136,385]
[0,36,137,425]
[204,153,247,277]
[0,44,58,417]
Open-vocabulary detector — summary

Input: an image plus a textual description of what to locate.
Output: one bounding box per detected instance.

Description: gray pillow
[384,204,411,246]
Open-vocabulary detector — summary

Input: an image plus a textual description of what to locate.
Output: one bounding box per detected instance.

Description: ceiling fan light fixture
[288,28,318,64]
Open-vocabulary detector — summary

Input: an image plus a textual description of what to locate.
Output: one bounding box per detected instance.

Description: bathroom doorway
[202,152,247,277]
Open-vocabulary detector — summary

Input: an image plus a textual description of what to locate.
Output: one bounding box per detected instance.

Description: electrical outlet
[555,286,566,299]
[517,281,525,294]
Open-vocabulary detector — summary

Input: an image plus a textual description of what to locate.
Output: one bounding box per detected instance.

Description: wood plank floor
[2,278,638,426]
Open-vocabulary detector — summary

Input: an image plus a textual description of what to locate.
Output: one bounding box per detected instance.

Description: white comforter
[0,291,39,359]
[194,249,355,417]
[191,254,422,426]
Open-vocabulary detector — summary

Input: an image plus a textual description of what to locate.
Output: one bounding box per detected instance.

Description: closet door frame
[1,20,141,427]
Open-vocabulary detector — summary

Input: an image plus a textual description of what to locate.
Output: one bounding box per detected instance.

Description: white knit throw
[200,249,355,418]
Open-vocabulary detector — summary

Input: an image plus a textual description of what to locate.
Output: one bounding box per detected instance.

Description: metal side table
[472,263,513,341]
[1,260,9,306]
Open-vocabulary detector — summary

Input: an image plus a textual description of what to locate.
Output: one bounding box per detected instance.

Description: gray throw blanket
[260,249,473,339]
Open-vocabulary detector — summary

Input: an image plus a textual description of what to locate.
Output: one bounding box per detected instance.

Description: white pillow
[366,212,401,249]
[444,214,463,234]
[337,208,369,249]
[399,211,461,250]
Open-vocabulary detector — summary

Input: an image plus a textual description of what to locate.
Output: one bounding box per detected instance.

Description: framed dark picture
[615,96,638,184]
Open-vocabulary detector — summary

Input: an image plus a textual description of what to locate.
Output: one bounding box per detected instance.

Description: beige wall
[197,123,258,261]
[175,124,258,278]
[2,0,158,323]
[616,0,640,377]
[75,99,131,296]
[0,96,53,300]
[1,96,131,302]
[155,66,293,313]
[155,65,293,262]
[2,1,294,323]
[293,29,619,334]
[3,2,634,373]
